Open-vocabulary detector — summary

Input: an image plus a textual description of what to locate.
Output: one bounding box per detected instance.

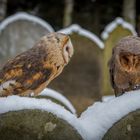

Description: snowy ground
[0,89,140,140]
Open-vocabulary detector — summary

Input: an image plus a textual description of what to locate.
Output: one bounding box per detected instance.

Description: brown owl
[0,32,74,97]
[109,36,140,96]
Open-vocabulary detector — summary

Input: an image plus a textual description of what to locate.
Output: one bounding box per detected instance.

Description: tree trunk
[63,0,74,27]
[0,0,7,21]
[123,0,136,27]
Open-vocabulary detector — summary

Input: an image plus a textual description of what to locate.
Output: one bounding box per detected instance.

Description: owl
[0,32,74,97]
[109,36,140,96]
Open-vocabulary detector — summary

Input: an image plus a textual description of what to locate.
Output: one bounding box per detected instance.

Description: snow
[0,12,54,33]
[0,95,85,139]
[102,95,115,102]
[1,89,140,140]
[58,24,104,49]
[101,17,137,40]
[39,88,76,115]
[79,90,140,140]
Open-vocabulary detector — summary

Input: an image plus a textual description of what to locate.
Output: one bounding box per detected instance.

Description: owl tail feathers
[0,80,18,97]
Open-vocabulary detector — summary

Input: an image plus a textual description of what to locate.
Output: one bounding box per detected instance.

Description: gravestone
[103,109,140,140]
[0,110,83,140]
[0,12,54,66]
[0,96,83,140]
[49,24,104,114]
[101,17,137,96]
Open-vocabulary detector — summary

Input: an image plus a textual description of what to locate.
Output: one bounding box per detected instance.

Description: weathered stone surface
[0,110,83,140]
[103,109,140,140]
[0,12,54,66]
[49,32,103,114]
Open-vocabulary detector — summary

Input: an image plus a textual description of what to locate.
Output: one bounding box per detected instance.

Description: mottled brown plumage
[109,36,140,96]
[0,32,74,96]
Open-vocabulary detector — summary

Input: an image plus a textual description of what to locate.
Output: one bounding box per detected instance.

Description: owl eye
[66,46,69,52]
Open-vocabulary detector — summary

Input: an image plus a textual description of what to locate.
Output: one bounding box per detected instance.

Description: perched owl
[109,36,140,96]
[0,32,74,97]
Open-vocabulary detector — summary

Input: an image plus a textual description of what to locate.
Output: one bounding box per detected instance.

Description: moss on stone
[0,110,83,140]
[103,109,140,140]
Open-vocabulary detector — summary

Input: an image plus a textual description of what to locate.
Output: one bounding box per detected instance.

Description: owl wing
[0,49,56,97]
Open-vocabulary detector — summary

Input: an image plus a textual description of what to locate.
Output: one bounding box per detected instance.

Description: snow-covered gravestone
[101,17,137,96]
[50,24,104,114]
[0,96,84,140]
[79,90,140,140]
[103,110,140,140]
[0,12,54,66]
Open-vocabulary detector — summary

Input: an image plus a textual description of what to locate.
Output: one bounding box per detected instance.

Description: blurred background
[1,0,140,34]
[0,0,139,115]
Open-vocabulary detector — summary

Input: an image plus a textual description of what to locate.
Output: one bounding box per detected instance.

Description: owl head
[109,36,140,96]
[39,32,74,65]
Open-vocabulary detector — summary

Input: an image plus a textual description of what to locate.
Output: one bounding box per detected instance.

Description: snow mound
[39,88,76,115]
[0,95,85,139]
[101,17,137,40]
[58,24,104,49]
[79,90,140,140]
[0,12,54,33]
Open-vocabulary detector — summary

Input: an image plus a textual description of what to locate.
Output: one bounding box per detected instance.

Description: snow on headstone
[79,90,140,140]
[101,17,137,96]
[0,12,54,65]
[38,88,76,115]
[103,109,140,140]
[50,24,104,114]
[0,96,84,140]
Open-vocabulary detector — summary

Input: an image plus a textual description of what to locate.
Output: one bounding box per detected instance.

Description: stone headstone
[0,12,54,65]
[101,17,137,96]
[0,110,83,140]
[103,109,140,140]
[0,96,84,140]
[78,90,140,140]
[49,24,104,114]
